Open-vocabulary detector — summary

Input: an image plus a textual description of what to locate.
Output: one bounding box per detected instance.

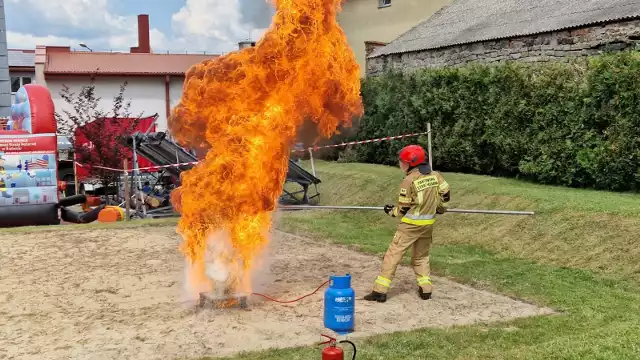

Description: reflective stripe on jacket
[392,166,450,226]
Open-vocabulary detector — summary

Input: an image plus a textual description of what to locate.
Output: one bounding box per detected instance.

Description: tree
[55,78,144,188]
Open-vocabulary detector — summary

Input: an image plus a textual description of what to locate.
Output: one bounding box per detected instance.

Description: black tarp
[124,131,321,204]
[125,132,198,179]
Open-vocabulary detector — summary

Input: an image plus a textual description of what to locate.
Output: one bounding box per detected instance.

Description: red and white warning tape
[291,131,429,153]
[75,130,428,172]
[134,162,199,172]
[75,161,200,173]
[74,162,123,172]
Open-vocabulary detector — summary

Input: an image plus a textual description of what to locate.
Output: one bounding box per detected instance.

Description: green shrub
[351,52,640,191]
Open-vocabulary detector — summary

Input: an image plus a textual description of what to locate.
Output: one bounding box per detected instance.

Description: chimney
[238,41,256,50]
[130,14,151,53]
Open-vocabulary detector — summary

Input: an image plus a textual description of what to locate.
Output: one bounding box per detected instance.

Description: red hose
[251,280,330,304]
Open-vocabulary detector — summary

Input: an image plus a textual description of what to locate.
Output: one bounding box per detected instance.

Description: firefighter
[363,145,450,303]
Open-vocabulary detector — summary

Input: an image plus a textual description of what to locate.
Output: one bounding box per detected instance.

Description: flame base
[198,292,249,310]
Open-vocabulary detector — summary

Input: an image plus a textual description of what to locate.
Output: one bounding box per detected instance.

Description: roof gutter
[43,72,187,79]
[8,66,35,72]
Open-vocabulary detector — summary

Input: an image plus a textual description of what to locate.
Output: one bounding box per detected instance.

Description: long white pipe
[278,205,534,216]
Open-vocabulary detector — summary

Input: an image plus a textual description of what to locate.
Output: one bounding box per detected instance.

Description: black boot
[418,287,432,300]
[363,291,387,303]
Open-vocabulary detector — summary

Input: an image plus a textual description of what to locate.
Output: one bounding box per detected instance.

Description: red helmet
[399,145,426,167]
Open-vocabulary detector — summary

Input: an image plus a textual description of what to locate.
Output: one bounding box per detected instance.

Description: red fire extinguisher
[319,334,356,360]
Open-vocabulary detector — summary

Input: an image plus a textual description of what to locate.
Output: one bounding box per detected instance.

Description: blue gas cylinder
[324,274,355,335]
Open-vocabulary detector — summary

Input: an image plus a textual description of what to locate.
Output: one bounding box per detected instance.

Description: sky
[5,0,276,54]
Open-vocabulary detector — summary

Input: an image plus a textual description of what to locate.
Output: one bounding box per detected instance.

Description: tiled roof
[370,0,640,57]
[45,51,220,76]
[8,49,35,68]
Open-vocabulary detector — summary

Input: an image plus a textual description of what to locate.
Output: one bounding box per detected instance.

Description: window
[10,76,32,93]
[10,77,20,93]
[379,0,391,8]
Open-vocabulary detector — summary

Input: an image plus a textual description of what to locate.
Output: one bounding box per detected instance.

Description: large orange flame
[168,0,363,299]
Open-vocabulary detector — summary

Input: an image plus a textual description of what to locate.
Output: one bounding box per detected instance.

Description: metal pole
[132,136,141,187]
[131,136,146,217]
[123,159,130,221]
[278,204,534,216]
[308,148,316,177]
[427,122,433,169]
[143,113,158,135]
[73,159,79,196]
[284,205,384,210]
[443,208,535,215]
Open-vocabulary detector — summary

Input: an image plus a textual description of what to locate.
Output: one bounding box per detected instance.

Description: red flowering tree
[55,79,145,187]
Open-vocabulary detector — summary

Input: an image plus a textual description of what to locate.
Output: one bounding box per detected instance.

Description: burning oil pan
[198,292,249,310]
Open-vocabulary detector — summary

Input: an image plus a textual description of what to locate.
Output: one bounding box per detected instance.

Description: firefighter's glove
[436,204,447,215]
[384,204,395,215]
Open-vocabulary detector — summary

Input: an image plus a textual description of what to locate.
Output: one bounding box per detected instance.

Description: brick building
[366,0,640,76]
[34,15,219,131]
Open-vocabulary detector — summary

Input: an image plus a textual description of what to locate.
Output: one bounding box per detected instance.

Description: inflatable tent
[0,84,60,226]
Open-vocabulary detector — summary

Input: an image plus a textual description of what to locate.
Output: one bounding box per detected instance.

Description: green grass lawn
[217,160,640,360]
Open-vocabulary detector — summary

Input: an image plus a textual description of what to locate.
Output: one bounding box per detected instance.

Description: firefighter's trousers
[372,222,433,294]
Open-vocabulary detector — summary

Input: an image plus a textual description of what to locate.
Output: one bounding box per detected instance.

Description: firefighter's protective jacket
[388,166,450,225]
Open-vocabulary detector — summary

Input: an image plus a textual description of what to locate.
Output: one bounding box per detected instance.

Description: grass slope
[282,161,640,281]
[218,160,640,360]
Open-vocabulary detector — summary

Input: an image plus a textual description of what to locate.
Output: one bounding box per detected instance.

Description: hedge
[348,51,640,192]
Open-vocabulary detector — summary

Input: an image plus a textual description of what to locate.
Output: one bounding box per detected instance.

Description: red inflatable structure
[0,84,60,226]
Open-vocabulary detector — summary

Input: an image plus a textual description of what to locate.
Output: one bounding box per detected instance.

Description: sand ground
[0,225,554,360]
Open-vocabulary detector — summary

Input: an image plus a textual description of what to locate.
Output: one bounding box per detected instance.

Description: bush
[351,51,640,191]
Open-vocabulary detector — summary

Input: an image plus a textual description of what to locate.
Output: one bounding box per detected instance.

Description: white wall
[47,76,175,131]
[338,0,453,77]
[169,77,185,110]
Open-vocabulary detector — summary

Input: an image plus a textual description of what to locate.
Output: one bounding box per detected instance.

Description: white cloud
[7,29,143,53]
[148,29,170,52]
[5,0,163,51]
[173,0,244,42]
[7,31,81,49]
[170,0,274,53]
[8,0,129,32]
[5,0,274,54]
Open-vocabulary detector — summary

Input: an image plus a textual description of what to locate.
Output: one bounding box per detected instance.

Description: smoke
[238,0,275,30]
[293,117,362,161]
[204,231,241,298]
[180,225,276,302]
[249,212,282,295]
[180,230,236,303]
[181,259,212,304]
[295,119,322,147]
